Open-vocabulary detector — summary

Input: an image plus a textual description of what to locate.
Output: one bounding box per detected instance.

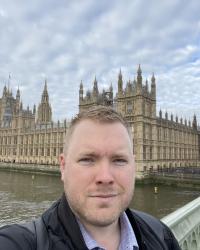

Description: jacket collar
[125,208,146,249]
[43,193,88,250]
[58,193,88,250]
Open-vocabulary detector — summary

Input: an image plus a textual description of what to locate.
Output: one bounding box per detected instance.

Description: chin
[85,209,120,227]
[88,216,118,227]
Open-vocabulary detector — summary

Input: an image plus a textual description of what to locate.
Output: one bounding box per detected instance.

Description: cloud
[0,0,200,123]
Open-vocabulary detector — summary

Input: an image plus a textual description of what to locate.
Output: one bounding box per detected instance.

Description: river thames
[0,170,199,227]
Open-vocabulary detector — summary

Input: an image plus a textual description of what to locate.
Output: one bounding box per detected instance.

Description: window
[41,148,44,156]
[150,146,152,160]
[127,101,132,114]
[157,147,160,160]
[163,147,166,159]
[53,148,56,156]
[143,146,146,160]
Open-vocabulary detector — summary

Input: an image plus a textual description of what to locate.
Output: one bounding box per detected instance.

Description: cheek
[116,168,135,188]
[64,165,94,190]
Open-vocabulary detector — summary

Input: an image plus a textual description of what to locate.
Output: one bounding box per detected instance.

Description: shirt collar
[77,212,139,250]
[119,212,139,250]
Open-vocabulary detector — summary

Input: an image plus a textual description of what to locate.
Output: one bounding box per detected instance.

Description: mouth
[88,193,120,207]
[89,194,118,198]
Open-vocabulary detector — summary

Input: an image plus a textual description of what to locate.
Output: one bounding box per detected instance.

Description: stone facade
[0,81,68,166]
[0,66,199,176]
[79,65,200,176]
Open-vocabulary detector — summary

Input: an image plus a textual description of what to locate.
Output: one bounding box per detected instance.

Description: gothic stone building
[79,65,200,177]
[0,81,67,166]
[0,66,199,177]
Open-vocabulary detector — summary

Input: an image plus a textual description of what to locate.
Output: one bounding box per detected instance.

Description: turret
[185,119,187,126]
[192,114,197,130]
[3,85,7,97]
[79,80,84,101]
[41,79,49,103]
[151,73,156,100]
[118,69,123,95]
[37,80,52,124]
[126,80,132,94]
[33,104,36,115]
[137,64,142,87]
[136,64,142,94]
[93,76,98,98]
[16,87,20,113]
[109,83,113,99]
[16,87,20,100]
[159,109,162,118]
[165,111,168,120]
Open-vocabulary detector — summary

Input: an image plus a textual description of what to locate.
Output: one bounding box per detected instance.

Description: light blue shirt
[77,212,139,250]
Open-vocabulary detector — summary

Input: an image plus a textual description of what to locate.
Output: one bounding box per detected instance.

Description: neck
[81,220,121,250]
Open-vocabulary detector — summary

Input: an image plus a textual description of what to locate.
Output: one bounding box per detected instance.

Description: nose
[95,160,114,185]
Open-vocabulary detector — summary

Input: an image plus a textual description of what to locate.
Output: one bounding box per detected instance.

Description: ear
[59,153,65,182]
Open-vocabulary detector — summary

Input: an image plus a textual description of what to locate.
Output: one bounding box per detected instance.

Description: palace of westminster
[0,65,199,175]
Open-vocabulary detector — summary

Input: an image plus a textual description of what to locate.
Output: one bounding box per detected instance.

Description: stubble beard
[64,185,134,228]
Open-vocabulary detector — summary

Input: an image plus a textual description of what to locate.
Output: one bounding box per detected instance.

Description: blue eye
[113,159,128,166]
[78,158,94,165]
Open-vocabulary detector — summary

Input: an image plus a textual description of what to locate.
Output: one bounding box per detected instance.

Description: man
[0,106,180,250]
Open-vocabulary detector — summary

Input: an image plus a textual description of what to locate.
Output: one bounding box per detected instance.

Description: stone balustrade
[162,196,200,250]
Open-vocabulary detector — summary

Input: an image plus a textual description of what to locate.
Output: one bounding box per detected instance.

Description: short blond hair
[64,106,133,154]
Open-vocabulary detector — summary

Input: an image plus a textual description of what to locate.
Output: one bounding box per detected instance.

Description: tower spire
[137,64,142,85]
[41,79,49,103]
[37,79,52,124]
[193,114,197,130]
[118,69,123,95]
[136,64,142,94]
[151,72,156,100]
[79,80,84,101]
[93,76,99,99]
[16,86,20,100]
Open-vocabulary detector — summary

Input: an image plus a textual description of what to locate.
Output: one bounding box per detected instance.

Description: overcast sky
[0,0,200,123]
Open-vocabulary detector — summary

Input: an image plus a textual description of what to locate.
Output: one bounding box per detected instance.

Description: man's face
[60,120,135,228]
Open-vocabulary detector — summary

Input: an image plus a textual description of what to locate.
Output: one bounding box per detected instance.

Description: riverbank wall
[0,163,200,189]
[0,162,60,176]
[150,174,200,189]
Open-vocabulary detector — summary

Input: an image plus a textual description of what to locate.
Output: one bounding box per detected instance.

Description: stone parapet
[162,196,200,250]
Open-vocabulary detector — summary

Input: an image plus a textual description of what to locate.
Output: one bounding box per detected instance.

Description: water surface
[0,170,199,226]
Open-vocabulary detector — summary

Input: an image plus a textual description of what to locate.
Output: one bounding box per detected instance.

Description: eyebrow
[78,152,98,157]
[78,151,129,158]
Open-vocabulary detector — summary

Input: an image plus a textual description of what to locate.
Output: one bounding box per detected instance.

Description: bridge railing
[161,196,200,250]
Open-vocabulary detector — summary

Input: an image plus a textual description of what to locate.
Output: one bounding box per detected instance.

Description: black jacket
[0,194,181,250]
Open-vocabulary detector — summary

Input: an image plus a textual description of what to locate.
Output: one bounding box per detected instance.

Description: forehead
[71,119,129,137]
[65,120,133,155]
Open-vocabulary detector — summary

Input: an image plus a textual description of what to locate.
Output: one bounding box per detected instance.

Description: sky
[0,0,200,123]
